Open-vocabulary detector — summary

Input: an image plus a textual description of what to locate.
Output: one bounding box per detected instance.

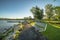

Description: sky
[0,0,60,18]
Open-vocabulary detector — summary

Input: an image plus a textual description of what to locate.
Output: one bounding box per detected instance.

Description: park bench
[34,22,47,32]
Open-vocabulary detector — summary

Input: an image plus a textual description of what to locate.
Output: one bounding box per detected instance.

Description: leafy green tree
[45,4,53,19]
[31,6,43,20]
[54,6,60,20]
[54,6,60,15]
[28,16,32,20]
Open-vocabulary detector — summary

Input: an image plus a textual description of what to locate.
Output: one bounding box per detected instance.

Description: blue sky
[0,0,60,18]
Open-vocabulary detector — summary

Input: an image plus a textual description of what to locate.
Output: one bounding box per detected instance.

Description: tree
[28,16,32,20]
[54,6,60,20]
[45,4,53,19]
[54,6,60,15]
[24,17,28,20]
[31,6,43,20]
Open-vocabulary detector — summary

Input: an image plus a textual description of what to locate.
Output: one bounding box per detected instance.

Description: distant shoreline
[0,18,34,20]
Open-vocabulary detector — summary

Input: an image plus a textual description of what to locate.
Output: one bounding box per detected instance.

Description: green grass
[42,23,60,40]
[50,23,60,27]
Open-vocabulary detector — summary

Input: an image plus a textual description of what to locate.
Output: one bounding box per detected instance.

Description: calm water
[0,20,25,40]
[0,20,24,33]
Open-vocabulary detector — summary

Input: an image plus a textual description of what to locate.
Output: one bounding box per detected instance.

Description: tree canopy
[31,6,43,20]
[45,4,54,19]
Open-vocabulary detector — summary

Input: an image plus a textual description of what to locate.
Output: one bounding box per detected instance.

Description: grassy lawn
[42,23,60,40]
[52,23,60,26]
[49,23,60,28]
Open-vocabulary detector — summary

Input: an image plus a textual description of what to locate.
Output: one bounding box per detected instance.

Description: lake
[0,20,24,34]
[0,20,25,40]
